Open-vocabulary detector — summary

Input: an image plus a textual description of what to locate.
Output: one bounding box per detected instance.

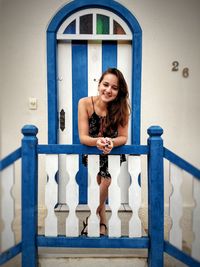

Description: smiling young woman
[78,68,131,236]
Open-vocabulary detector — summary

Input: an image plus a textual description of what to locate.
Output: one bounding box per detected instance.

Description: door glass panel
[113,20,126,34]
[64,20,76,34]
[80,14,93,34]
[96,14,109,34]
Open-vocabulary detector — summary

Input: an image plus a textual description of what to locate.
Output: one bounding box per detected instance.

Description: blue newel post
[147,126,164,267]
[21,125,38,267]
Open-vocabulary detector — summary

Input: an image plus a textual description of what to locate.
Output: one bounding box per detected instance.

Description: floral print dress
[82,97,126,178]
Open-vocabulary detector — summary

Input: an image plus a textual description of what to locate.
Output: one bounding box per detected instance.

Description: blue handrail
[0,124,200,267]
[164,147,200,180]
[0,148,21,171]
[0,242,22,265]
[164,241,200,267]
[37,144,149,154]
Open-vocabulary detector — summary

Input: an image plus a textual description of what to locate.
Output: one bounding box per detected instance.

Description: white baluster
[45,155,58,236]
[108,155,121,237]
[87,155,100,237]
[128,156,142,237]
[192,177,200,261]
[65,154,79,236]
[169,163,183,249]
[58,154,68,203]
[1,165,15,251]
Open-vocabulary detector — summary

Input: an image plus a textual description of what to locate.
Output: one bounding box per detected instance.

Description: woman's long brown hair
[99,68,131,134]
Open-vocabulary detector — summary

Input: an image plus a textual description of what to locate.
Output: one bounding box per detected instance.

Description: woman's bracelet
[111,138,115,147]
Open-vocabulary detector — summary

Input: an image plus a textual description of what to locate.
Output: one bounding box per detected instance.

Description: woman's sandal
[100,223,107,236]
[81,216,89,236]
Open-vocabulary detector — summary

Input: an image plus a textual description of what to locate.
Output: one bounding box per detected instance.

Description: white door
[56,9,133,204]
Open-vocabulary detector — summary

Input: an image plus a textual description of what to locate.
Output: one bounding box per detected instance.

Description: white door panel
[58,40,132,204]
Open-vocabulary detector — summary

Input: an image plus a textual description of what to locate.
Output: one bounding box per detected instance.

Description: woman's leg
[96,175,111,235]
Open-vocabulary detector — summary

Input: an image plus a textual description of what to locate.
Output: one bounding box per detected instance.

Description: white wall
[132,0,200,168]
[0,0,199,245]
[1,0,199,166]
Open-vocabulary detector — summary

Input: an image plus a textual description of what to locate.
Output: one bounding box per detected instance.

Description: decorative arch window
[57,9,132,40]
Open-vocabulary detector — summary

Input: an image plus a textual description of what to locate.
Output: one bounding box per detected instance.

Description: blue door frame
[47,0,142,203]
[47,0,142,145]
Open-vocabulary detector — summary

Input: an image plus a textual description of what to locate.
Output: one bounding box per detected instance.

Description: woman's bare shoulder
[78,96,91,105]
[79,97,92,111]
[78,96,93,114]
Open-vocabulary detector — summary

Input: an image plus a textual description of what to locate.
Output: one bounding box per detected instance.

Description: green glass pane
[113,20,126,34]
[96,14,109,34]
[80,14,93,34]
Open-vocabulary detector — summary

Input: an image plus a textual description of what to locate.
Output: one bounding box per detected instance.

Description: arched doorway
[47,0,142,203]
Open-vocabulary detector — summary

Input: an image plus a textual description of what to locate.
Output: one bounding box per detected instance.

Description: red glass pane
[113,20,126,34]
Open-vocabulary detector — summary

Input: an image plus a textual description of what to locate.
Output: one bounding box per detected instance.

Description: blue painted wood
[21,125,38,267]
[37,236,149,248]
[164,147,200,180]
[47,32,58,144]
[102,41,117,72]
[47,0,142,33]
[0,147,21,171]
[2,125,200,267]
[37,144,149,155]
[64,20,76,34]
[0,242,22,265]
[147,126,164,267]
[72,40,88,203]
[47,0,142,147]
[72,40,88,143]
[164,241,200,267]
[131,32,142,145]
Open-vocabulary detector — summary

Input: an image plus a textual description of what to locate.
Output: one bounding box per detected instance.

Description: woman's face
[98,73,119,103]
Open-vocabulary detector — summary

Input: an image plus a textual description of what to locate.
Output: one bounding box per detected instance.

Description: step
[39,248,148,267]
[38,248,187,267]
[2,248,187,267]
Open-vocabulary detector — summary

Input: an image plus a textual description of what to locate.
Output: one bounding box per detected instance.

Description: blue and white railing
[0,125,200,267]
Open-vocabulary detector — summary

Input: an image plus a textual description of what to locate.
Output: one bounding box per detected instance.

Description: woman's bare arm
[78,97,129,153]
[78,98,99,146]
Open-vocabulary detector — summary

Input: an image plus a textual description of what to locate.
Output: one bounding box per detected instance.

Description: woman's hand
[96,137,114,154]
[96,137,106,151]
[103,137,114,154]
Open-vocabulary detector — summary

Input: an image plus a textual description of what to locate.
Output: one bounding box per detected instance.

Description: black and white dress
[82,97,126,178]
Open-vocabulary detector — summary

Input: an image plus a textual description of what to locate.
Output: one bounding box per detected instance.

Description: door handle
[60,109,65,131]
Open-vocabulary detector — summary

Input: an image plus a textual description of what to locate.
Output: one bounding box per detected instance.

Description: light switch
[29,97,37,110]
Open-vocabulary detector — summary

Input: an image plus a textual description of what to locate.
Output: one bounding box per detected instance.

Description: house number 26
[172,61,189,78]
